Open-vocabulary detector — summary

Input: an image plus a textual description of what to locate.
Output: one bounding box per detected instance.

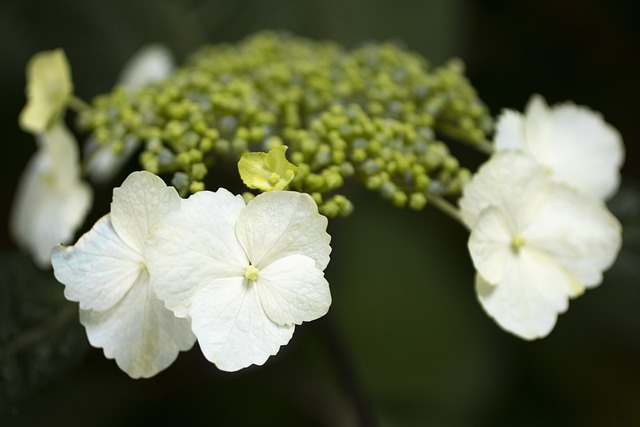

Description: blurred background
[1,0,639,425]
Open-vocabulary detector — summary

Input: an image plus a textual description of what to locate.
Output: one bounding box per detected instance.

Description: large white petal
[524,184,622,288]
[468,207,514,284]
[538,102,624,200]
[476,247,578,340]
[189,277,295,372]
[236,191,331,270]
[80,269,196,379]
[51,215,143,312]
[110,171,181,252]
[146,189,248,317]
[498,95,625,200]
[257,254,331,326]
[459,151,548,230]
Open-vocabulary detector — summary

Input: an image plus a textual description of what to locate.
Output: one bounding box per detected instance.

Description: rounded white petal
[524,184,622,288]
[493,110,525,151]
[11,124,92,268]
[236,191,331,270]
[496,94,624,200]
[146,189,249,317]
[118,44,174,90]
[468,207,515,284]
[110,171,181,251]
[80,270,196,379]
[539,102,623,200]
[189,277,295,372]
[459,151,548,229]
[51,215,143,312]
[475,247,577,340]
[257,254,331,325]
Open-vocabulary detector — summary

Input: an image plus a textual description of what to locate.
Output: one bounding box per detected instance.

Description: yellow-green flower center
[244,265,259,281]
[510,234,526,254]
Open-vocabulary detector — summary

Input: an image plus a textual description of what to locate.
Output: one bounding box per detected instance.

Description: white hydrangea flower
[459,151,622,340]
[145,189,332,372]
[51,171,196,378]
[494,94,624,200]
[85,45,174,184]
[11,123,92,268]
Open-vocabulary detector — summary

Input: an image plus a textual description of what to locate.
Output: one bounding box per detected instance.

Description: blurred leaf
[329,191,506,426]
[0,251,88,418]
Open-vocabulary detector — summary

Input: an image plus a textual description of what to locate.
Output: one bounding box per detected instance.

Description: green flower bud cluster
[77,31,491,216]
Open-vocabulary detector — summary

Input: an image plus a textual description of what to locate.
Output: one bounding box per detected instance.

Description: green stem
[436,124,495,156]
[428,194,468,229]
[67,95,91,112]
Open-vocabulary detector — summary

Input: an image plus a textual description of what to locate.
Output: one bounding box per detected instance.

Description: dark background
[1,1,639,425]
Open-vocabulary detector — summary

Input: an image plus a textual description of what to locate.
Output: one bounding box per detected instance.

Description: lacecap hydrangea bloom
[51,171,196,378]
[145,189,332,372]
[459,151,622,339]
[11,123,92,268]
[494,94,624,200]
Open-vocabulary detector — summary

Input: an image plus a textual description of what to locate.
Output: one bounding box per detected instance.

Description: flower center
[244,264,259,281]
[268,172,281,184]
[510,234,526,254]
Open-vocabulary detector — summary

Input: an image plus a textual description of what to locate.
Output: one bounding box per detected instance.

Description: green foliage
[77,31,492,216]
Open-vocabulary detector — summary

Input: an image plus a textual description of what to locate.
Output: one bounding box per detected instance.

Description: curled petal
[19,49,73,134]
[238,146,298,192]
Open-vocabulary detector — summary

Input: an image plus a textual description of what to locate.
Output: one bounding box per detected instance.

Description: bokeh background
[1,0,639,425]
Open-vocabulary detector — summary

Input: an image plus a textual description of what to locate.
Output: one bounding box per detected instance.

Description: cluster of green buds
[77,30,492,217]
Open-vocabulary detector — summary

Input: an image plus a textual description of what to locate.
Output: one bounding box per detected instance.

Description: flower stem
[67,95,91,112]
[320,314,377,427]
[428,194,468,229]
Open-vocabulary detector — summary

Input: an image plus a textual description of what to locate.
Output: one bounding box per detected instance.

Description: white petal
[459,151,548,230]
[110,171,181,252]
[493,110,525,151]
[257,254,331,325]
[468,207,514,284]
[497,94,625,200]
[539,102,624,200]
[118,44,174,90]
[80,269,196,378]
[11,124,92,268]
[51,215,143,311]
[146,189,248,318]
[189,277,294,372]
[475,247,577,340]
[524,184,622,288]
[236,191,331,270]
[85,135,140,184]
